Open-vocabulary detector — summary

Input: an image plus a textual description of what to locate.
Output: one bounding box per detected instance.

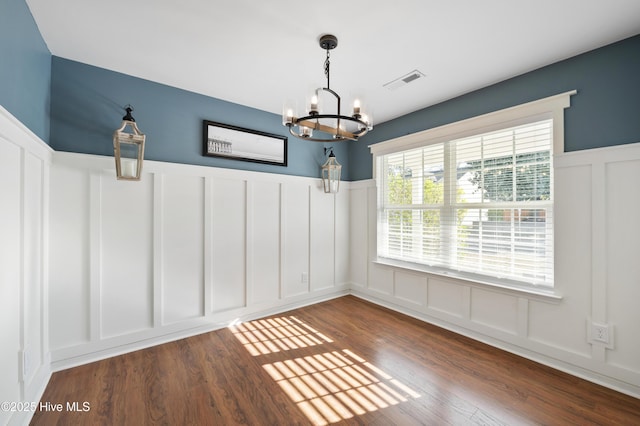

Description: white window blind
[377,119,554,287]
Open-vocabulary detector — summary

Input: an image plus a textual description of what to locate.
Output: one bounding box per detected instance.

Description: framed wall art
[203,120,288,166]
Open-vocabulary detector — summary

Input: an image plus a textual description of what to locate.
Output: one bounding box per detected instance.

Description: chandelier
[283,34,373,142]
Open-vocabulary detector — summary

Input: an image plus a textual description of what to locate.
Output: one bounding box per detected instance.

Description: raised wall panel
[0,140,22,410]
[100,175,154,338]
[0,107,53,425]
[49,166,90,350]
[553,164,592,298]
[470,288,518,334]
[211,178,246,312]
[335,188,350,285]
[394,270,427,310]
[528,164,592,355]
[368,263,393,295]
[310,189,335,291]
[606,160,640,372]
[282,183,310,298]
[23,153,44,371]
[529,299,591,357]
[249,181,281,305]
[427,278,467,318]
[161,174,205,324]
[349,187,368,287]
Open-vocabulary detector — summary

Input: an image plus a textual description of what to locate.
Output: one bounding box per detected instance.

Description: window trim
[369,91,576,164]
[369,91,576,297]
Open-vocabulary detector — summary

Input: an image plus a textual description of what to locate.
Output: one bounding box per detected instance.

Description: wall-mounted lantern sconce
[113,105,146,180]
[321,147,341,193]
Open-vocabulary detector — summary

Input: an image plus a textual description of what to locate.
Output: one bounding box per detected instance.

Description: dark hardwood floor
[32,296,640,425]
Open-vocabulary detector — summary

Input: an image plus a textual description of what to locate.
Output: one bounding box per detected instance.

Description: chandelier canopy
[283,34,373,142]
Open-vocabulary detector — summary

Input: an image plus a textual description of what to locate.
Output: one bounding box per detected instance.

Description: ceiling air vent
[383,70,425,91]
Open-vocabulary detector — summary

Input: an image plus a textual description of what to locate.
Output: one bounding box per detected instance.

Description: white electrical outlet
[589,322,614,348]
[592,323,609,343]
[301,272,309,284]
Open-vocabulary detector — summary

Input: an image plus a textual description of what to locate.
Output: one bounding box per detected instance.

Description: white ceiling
[26,0,640,125]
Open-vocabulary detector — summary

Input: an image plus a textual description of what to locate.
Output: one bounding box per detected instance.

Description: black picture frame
[203,120,288,167]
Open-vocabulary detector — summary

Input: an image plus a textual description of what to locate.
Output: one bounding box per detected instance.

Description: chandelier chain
[324,49,331,89]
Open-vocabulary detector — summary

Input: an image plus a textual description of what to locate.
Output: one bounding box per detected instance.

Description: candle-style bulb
[310,95,319,115]
[353,99,361,115]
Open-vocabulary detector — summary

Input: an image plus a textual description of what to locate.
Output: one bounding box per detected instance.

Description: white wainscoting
[0,107,52,426]
[348,143,640,398]
[48,152,350,370]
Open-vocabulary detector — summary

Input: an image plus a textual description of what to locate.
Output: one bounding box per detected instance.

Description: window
[372,92,575,290]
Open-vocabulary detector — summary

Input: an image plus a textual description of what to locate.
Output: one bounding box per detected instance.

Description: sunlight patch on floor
[229,316,333,355]
[263,349,421,425]
[230,316,420,425]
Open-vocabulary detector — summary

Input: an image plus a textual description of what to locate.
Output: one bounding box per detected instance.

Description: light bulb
[353,99,361,116]
[310,95,319,114]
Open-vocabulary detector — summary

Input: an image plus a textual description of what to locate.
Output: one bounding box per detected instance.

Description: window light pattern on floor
[229,316,420,425]
[229,316,333,356]
[263,349,420,425]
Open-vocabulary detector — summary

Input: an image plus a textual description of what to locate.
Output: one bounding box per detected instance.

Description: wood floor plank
[31,296,640,425]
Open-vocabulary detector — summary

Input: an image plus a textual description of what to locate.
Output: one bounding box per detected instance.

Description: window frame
[370,91,576,295]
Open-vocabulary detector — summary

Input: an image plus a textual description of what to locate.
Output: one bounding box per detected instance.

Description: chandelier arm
[287,124,352,142]
[297,114,367,127]
[297,135,351,143]
[297,119,357,140]
[288,113,369,142]
[318,86,341,114]
[317,86,342,131]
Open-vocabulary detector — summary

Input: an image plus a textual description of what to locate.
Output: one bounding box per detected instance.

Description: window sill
[372,258,563,303]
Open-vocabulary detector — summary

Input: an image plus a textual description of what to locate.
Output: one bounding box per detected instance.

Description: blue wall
[4,0,638,180]
[50,58,348,179]
[0,0,51,142]
[350,34,640,181]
